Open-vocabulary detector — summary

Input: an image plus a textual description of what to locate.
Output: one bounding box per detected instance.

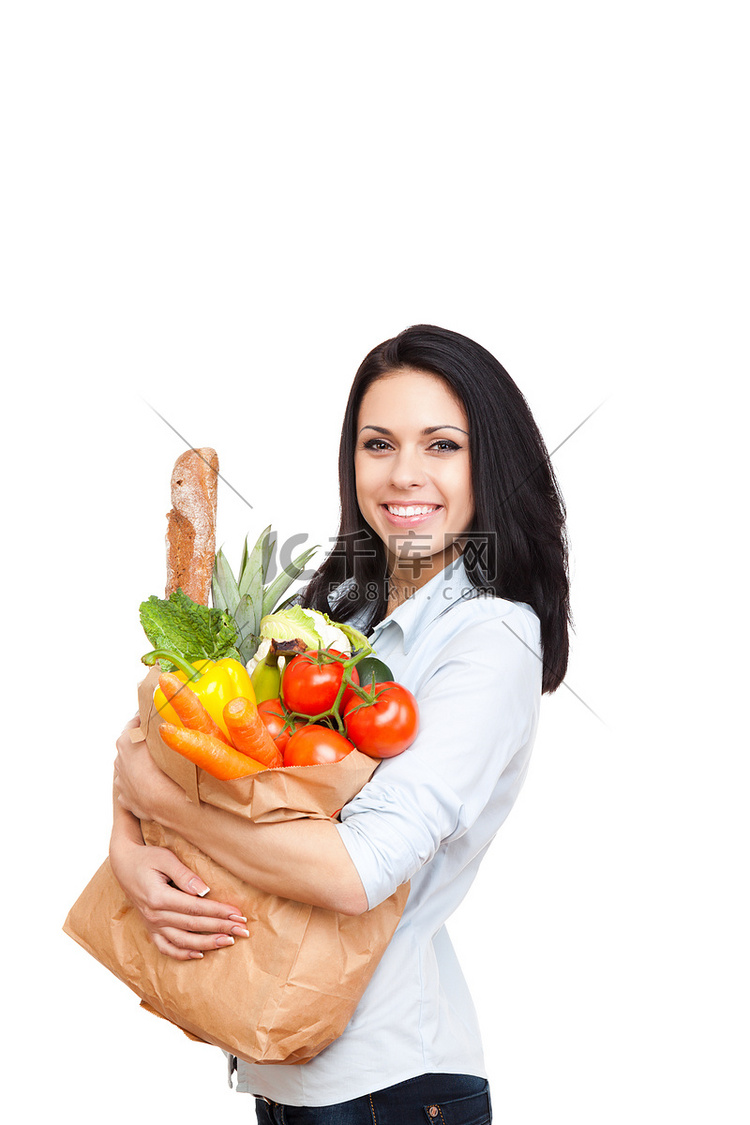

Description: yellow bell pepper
[153,656,256,740]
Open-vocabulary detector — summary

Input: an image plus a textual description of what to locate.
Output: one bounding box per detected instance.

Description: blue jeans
[254,1072,491,1124]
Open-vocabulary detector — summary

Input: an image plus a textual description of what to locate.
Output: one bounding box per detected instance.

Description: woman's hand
[109,834,251,960]
[113,715,176,822]
[110,716,250,960]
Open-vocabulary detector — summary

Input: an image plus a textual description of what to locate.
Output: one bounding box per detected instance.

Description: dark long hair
[302,324,570,693]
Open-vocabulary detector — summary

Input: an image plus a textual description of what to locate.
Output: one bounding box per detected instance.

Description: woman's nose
[388,448,426,489]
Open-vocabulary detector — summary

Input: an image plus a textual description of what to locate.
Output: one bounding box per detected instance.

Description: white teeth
[386,505,438,517]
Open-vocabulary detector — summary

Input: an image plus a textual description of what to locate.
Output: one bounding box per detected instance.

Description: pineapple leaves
[261,544,319,618]
[211,530,319,664]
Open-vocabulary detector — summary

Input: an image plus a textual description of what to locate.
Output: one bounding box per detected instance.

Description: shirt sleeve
[336,601,542,909]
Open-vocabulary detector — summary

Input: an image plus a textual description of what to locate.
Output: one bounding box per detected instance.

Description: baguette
[165,447,218,606]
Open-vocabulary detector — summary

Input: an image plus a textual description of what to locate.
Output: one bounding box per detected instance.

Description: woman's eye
[429,439,460,452]
[362,438,393,452]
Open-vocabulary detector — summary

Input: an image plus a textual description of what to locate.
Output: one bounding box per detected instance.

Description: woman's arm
[113,719,369,917]
[335,604,543,910]
[110,721,255,959]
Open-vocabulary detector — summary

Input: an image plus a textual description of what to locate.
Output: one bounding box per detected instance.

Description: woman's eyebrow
[358,424,469,436]
[423,425,469,436]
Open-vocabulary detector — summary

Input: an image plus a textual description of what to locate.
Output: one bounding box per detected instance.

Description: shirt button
[427,1108,439,1118]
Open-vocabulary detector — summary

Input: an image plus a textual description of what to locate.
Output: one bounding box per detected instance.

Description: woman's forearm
[156,785,369,916]
[110,784,145,851]
[113,720,369,915]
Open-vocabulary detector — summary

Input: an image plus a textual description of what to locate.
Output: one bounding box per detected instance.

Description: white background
[3,2,747,1121]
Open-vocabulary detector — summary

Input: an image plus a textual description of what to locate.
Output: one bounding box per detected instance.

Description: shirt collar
[368,555,475,654]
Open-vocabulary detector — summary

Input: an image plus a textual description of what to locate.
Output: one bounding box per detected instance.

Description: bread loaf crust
[165,448,219,606]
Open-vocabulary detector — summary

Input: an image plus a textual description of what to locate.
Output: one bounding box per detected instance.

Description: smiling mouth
[383,504,441,517]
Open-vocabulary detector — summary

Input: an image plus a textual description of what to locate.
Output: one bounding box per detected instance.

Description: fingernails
[188,878,210,896]
[215,935,234,947]
[229,914,247,923]
[231,926,250,938]
[189,951,204,959]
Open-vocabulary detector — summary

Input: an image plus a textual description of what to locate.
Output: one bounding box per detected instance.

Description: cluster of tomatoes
[256,650,419,767]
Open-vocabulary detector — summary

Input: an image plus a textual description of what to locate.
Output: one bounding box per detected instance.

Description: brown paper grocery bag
[63,667,409,1065]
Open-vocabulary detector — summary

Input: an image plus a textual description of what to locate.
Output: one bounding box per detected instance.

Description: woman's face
[354,368,474,578]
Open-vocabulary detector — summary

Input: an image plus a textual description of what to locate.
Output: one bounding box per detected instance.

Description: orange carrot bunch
[157,674,282,778]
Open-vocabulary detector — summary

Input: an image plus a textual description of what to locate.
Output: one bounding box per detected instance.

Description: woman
[113,324,570,1122]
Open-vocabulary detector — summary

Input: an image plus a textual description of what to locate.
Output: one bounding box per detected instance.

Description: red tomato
[257,698,302,753]
[283,724,356,767]
[343,681,419,758]
[282,650,358,716]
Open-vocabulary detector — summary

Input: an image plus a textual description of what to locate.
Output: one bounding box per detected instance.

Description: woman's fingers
[140,888,251,961]
[140,902,250,937]
[153,926,241,956]
[141,878,248,924]
[131,844,248,923]
[147,912,249,961]
[151,931,207,961]
[153,847,212,898]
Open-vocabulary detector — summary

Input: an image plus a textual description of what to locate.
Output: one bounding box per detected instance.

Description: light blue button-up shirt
[236,556,542,1106]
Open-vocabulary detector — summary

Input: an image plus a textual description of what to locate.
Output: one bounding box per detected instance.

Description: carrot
[223,697,284,768]
[158,673,230,744]
[159,722,267,780]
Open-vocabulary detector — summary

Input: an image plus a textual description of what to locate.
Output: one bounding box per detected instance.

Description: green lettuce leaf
[140,588,240,670]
